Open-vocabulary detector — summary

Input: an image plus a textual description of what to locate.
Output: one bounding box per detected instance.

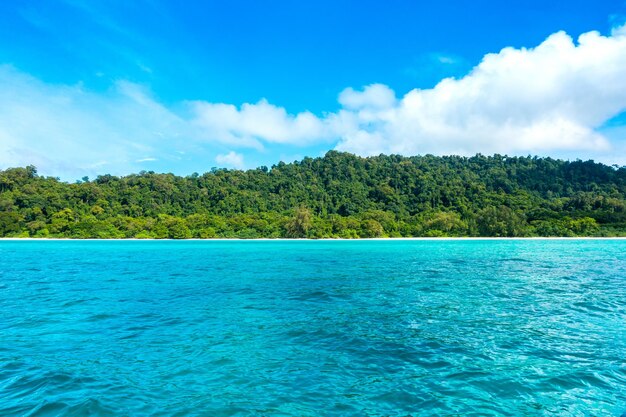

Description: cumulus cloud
[2,25,626,178]
[338,84,397,110]
[334,27,626,157]
[190,99,333,147]
[215,151,244,169]
[0,65,331,177]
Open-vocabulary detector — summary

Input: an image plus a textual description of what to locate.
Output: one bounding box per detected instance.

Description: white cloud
[190,99,332,147]
[0,65,330,178]
[338,84,397,110]
[334,26,626,157]
[215,151,244,169]
[2,25,626,179]
[0,65,189,178]
[435,54,458,65]
[613,23,626,37]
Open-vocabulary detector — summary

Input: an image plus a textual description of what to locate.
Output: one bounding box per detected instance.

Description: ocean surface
[1,240,625,416]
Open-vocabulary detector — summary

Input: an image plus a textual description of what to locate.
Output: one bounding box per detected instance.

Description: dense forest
[1,151,625,238]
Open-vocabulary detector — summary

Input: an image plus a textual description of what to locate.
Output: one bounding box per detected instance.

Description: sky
[1,0,626,179]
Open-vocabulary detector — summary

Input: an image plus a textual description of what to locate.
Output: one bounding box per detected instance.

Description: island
[1,151,625,239]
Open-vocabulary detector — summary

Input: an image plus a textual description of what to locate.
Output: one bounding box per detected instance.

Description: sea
[1,239,625,416]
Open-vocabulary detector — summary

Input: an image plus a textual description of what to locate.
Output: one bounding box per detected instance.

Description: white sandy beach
[1,237,625,241]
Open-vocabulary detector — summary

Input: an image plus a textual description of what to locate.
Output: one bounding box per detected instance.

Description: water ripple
[1,240,625,416]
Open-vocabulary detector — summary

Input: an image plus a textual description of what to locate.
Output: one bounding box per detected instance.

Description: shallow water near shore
[1,240,625,416]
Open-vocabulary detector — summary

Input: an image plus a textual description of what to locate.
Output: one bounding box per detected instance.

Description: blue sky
[1,0,626,179]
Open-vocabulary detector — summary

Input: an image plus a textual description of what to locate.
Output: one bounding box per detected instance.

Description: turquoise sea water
[1,240,625,416]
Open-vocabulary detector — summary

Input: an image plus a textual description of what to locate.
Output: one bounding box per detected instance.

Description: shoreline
[1,237,625,241]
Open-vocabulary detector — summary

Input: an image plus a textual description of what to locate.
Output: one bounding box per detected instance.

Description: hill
[1,151,625,238]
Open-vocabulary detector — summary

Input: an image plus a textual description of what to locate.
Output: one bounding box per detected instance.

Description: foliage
[1,152,625,238]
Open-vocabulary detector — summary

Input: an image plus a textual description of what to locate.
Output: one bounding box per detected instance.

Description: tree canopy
[1,152,625,238]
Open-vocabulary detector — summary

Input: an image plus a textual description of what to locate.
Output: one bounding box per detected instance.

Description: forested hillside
[1,151,625,238]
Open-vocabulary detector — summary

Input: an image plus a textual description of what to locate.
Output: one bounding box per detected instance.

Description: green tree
[1,152,625,238]
[360,219,384,238]
[423,211,467,236]
[285,207,312,238]
[476,206,528,237]
[0,211,22,235]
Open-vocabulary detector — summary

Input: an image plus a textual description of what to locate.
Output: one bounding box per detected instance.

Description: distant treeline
[1,151,625,238]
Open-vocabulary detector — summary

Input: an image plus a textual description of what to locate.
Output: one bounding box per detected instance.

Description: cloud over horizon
[333,27,626,157]
[2,25,626,178]
[215,151,245,169]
